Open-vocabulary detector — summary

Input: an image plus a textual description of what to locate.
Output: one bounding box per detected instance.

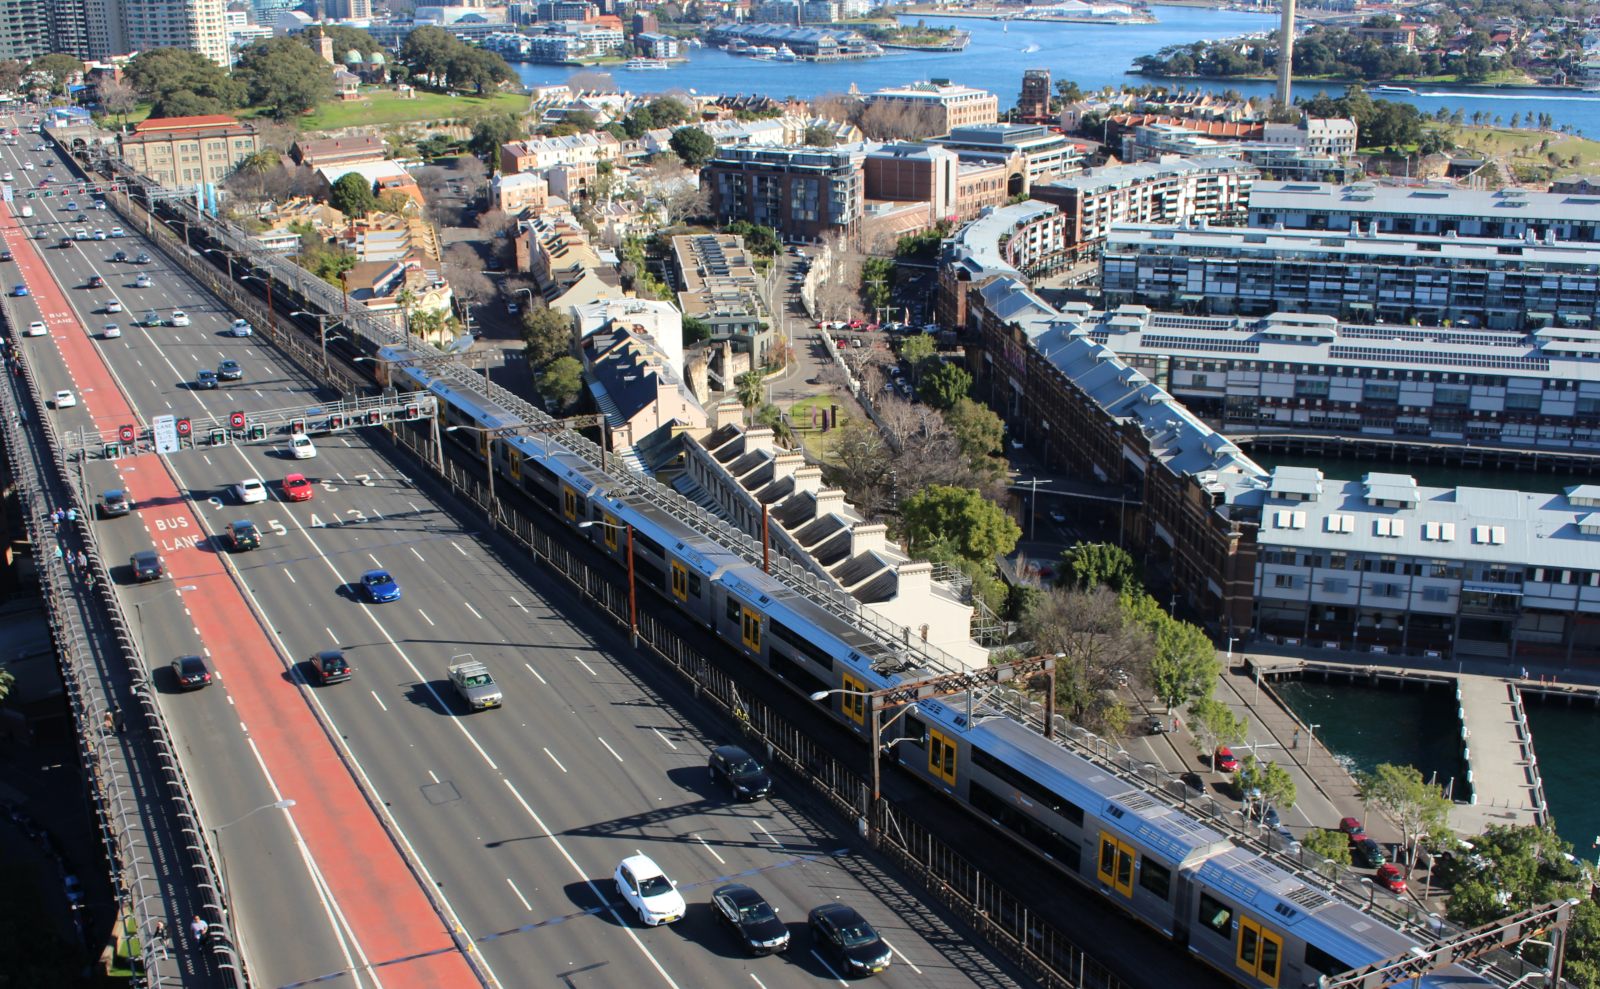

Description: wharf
[1244,653,1585,833]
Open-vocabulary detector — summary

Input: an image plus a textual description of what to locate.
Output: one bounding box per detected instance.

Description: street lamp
[291,311,345,375]
[578,518,637,646]
[211,799,295,921]
[445,423,500,516]
[203,247,238,282]
[241,272,275,335]
[515,287,535,309]
[809,685,913,838]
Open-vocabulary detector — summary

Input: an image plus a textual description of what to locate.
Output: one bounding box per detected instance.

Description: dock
[1247,656,1556,833]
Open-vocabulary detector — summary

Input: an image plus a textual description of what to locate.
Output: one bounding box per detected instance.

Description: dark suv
[130,549,164,582]
[225,520,260,551]
[709,745,771,801]
[310,650,351,684]
[100,489,131,518]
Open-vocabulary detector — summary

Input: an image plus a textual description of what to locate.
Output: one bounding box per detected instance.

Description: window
[1303,943,1351,978]
[927,729,956,785]
[1272,574,1295,589]
[1324,577,1349,594]
[1197,892,1233,940]
[771,620,833,670]
[1422,586,1449,603]
[1138,857,1171,900]
[968,782,1080,869]
[970,746,1084,825]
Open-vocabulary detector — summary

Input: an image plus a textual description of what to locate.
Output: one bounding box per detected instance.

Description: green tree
[234,36,334,119]
[861,256,894,312]
[754,403,793,444]
[917,361,972,410]
[1302,827,1353,867]
[1059,542,1140,594]
[541,356,584,410]
[1187,696,1247,771]
[470,112,520,165]
[1361,763,1453,871]
[683,315,711,344]
[1148,616,1220,712]
[725,220,781,256]
[521,306,572,368]
[898,333,936,379]
[735,369,764,410]
[1446,823,1585,929]
[669,126,716,167]
[447,45,513,95]
[900,484,1021,566]
[321,25,385,59]
[329,172,376,217]
[1235,754,1296,817]
[944,398,1005,473]
[125,47,244,116]
[398,25,458,85]
[802,124,837,146]
[28,53,83,95]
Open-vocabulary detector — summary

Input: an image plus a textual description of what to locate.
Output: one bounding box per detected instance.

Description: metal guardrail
[0,303,242,986]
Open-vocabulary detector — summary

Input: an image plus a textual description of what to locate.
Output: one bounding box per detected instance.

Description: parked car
[1213,746,1239,773]
[1351,836,1387,868]
[1375,863,1407,894]
[1339,817,1366,837]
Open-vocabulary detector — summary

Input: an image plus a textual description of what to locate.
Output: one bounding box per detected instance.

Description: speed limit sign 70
[118,424,135,444]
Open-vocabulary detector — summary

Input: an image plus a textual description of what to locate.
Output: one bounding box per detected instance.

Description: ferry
[624,57,670,70]
[772,44,798,61]
[749,45,780,59]
[1370,84,1418,95]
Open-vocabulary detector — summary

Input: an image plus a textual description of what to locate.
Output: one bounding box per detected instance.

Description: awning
[1462,581,1523,598]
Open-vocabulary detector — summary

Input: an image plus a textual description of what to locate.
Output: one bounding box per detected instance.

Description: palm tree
[735,370,764,413]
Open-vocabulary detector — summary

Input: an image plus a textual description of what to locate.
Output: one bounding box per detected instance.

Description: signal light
[247,423,266,441]
[365,409,382,426]
[208,429,227,447]
[289,418,305,435]
[327,413,343,431]
[402,404,419,420]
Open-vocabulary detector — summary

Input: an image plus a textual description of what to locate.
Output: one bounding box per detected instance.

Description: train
[383,350,1500,989]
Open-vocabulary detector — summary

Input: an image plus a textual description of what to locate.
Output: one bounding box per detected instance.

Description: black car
[225,519,260,551]
[58,237,71,248]
[171,655,212,690]
[1351,836,1387,868]
[0,249,11,262]
[87,274,104,288]
[709,744,771,801]
[195,369,217,390]
[134,252,149,264]
[310,650,351,684]
[808,904,891,976]
[217,359,242,381]
[712,884,789,955]
[112,250,126,262]
[130,549,163,582]
[100,488,131,518]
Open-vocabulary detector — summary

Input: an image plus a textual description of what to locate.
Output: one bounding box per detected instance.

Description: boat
[1020,42,1041,54]
[1370,84,1417,95]
[749,45,779,58]
[773,44,797,61]
[624,57,670,70]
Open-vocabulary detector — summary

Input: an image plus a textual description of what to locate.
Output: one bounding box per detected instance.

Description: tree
[898,333,936,379]
[1235,754,1296,817]
[861,256,894,312]
[669,126,716,167]
[1059,542,1140,594]
[802,124,837,147]
[1187,696,1247,771]
[447,46,513,95]
[944,398,1005,475]
[917,361,971,410]
[456,154,489,200]
[0,60,23,95]
[1022,587,1152,731]
[398,26,458,86]
[28,54,83,95]
[1360,763,1452,872]
[1301,828,1353,868]
[683,316,711,345]
[521,306,573,368]
[1148,617,1220,712]
[96,76,138,129]
[541,356,585,410]
[1446,823,1586,930]
[329,172,376,217]
[827,417,892,516]
[754,403,793,445]
[234,36,334,120]
[900,484,1020,566]
[725,220,781,257]
[125,48,243,116]
[735,369,764,410]
[471,113,521,164]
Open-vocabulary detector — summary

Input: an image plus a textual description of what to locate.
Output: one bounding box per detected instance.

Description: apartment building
[1100,222,1600,330]
[669,233,774,361]
[703,145,866,244]
[928,123,1083,195]
[580,320,708,455]
[499,132,621,175]
[518,210,622,308]
[492,171,549,214]
[120,0,228,66]
[1017,69,1051,122]
[1247,181,1600,242]
[936,200,1068,330]
[865,81,999,134]
[1030,157,1255,260]
[862,143,1006,226]
[0,0,50,60]
[118,114,260,188]
[1261,117,1358,157]
[292,134,387,170]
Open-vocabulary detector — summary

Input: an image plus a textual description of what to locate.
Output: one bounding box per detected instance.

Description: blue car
[360,569,401,603]
[12,284,27,297]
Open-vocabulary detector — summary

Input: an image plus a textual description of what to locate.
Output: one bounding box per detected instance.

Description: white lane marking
[502,780,684,989]
[409,546,425,562]
[575,656,597,676]
[694,834,725,865]
[239,738,377,987]
[451,541,468,557]
[524,662,546,685]
[285,569,296,584]
[428,771,440,784]
[463,601,483,621]
[509,596,528,613]
[755,822,783,849]
[810,951,849,986]
[369,691,387,712]
[370,509,384,521]
[202,455,211,466]
[417,609,434,627]
[408,502,421,514]
[542,748,567,774]
[368,553,382,567]
[882,937,922,975]
[325,627,337,644]
[596,736,623,763]
[506,878,532,912]
[652,729,677,751]
[748,976,770,989]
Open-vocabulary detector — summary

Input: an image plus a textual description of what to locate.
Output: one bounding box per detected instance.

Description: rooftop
[1041,156,1254,195]
[1249,181,1600,224]
[1105,222,1600,269]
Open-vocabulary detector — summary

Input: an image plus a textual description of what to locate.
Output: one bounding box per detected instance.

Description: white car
[1,172,11,181]
[24,320,46,336]
[234,478,268,504]
[53,390,75,408]
[92,229,106,240]
[102,323,121,339]
[94,201,106,210]
[288,434,316,459]
[170,310,191,327]
[229,319,253,337]
[613,855,685,927]
[20,161,32,171]
[110,226,123,237]
[105,299,123,313]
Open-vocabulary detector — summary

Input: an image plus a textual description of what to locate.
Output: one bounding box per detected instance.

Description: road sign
[152,415,178,454]
[117,423,135,444]
[229,410,245,430]
[175,417,191,438]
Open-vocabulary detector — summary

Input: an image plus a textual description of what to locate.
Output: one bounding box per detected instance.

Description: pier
[1245,655,1568,833]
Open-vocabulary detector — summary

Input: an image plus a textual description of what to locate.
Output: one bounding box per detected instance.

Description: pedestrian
[190,915,208,943]
[1521,666,1529,680]
[102,710,114,734]
[51,509,61,531]
[65,507,77,525]
[53,544,64,564]
[153,919,167,942]
[111,705,124,733]
[76,551,88,575]
[1292,728,1300,749]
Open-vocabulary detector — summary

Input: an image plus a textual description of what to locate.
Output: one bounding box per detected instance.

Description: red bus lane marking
[3,205,478,987]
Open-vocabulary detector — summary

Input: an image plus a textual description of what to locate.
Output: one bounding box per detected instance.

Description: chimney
[894,561,933,598]
[713,401,744,430]
[746,427,774,454]
[771,451,805,482]
[815,488,847,516]
[850,523,888,557]
[793,466,824,495]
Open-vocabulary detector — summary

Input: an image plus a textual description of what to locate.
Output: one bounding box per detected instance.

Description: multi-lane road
[2,120,1029,989]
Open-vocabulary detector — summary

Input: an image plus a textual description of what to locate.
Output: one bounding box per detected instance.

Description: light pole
[1308,723,1321,765]
[242,272,275,335]
[579,518,637,646]
[291,311,345,376]
[810,686,913,838]
[446,424,499,516]
[203,247,237,282]
[515,287,535,310]
[1227,635,1239,664]
[211,798,295,922]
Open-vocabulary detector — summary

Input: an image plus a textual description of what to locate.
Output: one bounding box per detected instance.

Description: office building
[936,201,1068,329]
[1030,157,1255,261]
[1247,181,1600,242]
[120,0,229,66]
[1017,68,1051,122]
[865,81,999,134]
[928,123,1083,195]
[324,0,373,18]
[1100,222,1600,331]
[703,145,866,244]
[863,143,1007,227]
[118,114,261,188]
[669,233,775,361]
[1261,117,1357,157]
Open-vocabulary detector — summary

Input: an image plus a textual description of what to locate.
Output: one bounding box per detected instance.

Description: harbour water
[513,5,1600,137]
[1523,699,1600,863]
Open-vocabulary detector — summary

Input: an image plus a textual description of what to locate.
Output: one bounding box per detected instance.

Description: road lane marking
[755,822,782,849]
[417,609,434,626]
[509,596,528,613]
[325,627,338,645]
[451,541,467,557]
[409,546,425,562]
[810,951,848,986]
[284,569,296,584]
[575,656,597,676]
[882,937,922,974]
[506,878,531,912]
[369,691,387,712]
[542,748,567,773]
[653,729,677,750]
[463,601,483,621]
[524,663,546,685]
[597,736,623,763]
[368,553,382,567]
[749,975,770,989]
[694,835,725,865]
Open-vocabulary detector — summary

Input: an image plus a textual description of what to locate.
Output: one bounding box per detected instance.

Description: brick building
[117,114,260,188]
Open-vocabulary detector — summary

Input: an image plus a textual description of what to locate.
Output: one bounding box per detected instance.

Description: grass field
[1442,125,1600,179]
[787,394,849,462]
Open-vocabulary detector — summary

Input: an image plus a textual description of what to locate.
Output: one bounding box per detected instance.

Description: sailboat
[1021,42,1040,53]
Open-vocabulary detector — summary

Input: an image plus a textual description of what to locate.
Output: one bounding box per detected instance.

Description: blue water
[1523,699,1600,864]
[513,5,1600,137]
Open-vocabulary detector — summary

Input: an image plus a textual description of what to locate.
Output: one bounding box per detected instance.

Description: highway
[1,119,1028,989]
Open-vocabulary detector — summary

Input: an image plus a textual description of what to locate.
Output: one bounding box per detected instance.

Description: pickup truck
[447,657,501,711]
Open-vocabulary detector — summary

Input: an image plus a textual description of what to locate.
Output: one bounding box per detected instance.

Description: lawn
[1440,125,1600,179]
[297,89,529,132]
[787,393,849,462]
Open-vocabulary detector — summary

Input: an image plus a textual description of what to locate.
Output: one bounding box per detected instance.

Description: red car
[1375,863,1407,894]
[282,473,314,502]
[1213,746,1239,773]
[1339,816,1366,837]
